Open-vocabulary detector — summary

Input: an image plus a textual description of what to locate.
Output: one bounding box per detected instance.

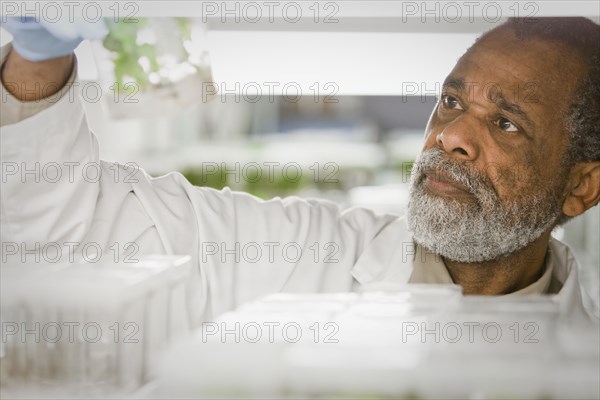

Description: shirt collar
[407,243,554,296]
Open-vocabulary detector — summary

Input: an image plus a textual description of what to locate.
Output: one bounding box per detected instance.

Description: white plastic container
[0,255,191,397]
[155,287,600,399]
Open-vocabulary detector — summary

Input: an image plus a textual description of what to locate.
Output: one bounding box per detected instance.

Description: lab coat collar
[350,216,455,287]
[547,238,598,319]
[350,217,416,286]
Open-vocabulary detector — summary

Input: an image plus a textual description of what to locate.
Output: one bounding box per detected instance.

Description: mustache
[411,148,497,198]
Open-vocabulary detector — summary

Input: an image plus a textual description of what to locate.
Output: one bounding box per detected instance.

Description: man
[1,17,599,324]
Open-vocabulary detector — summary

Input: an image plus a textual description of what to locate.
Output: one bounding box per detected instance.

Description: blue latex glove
[1,16,108,61]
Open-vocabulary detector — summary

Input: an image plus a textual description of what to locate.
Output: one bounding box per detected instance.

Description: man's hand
[0,17,107,101]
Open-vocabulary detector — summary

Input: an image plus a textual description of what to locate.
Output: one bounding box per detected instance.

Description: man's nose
[436,116,480,161]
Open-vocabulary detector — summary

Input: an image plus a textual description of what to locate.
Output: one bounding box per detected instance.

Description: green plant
[102,18,197,93]
[103,18,156,92]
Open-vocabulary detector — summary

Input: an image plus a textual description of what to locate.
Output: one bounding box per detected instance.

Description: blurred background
[2,15,598,309]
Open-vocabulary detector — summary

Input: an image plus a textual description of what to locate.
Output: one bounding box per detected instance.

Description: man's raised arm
[0,18,106,253]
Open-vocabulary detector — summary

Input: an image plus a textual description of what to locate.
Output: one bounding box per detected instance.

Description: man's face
[406,28,586,263]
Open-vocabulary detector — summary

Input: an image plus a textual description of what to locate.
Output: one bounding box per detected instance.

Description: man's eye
[497,117,519,132]
[442,95,463,110]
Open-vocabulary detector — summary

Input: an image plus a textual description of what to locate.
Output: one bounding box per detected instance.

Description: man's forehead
[461,30,585,86]
[447,30,586,106]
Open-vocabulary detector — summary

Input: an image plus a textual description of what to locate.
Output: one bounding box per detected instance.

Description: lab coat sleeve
[136,171,398,322]
[223,189,397,296]
[0,46,100,248]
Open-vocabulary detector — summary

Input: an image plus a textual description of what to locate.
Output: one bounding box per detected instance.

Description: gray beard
[406,148,564,263]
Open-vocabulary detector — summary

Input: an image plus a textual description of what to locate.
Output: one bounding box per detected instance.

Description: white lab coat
[0,45,596,325]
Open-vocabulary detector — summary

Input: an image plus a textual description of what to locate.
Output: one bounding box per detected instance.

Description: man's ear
[562,161,600,217]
